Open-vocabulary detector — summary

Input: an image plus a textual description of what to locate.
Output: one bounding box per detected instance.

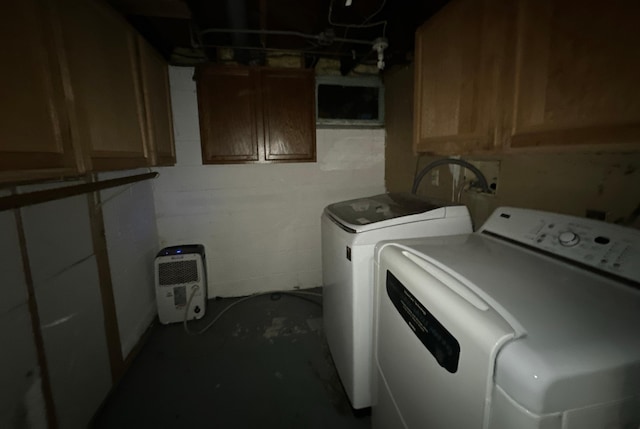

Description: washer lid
[325,193,463,233]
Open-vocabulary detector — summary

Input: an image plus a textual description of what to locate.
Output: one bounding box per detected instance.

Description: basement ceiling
[107,0,448,73]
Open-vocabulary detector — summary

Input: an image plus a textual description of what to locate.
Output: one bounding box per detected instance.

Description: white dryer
[372,207,640,428]
[321,193,472,409]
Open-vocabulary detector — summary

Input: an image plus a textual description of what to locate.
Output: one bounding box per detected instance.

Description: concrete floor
[92,289,371,428]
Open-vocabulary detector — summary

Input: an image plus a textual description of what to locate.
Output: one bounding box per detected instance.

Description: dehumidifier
[154,244,207,324]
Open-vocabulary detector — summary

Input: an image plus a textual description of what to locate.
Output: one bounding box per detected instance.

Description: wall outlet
[466,160,500,194]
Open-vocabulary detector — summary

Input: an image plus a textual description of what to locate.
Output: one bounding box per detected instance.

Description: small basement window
[316,75,384,128]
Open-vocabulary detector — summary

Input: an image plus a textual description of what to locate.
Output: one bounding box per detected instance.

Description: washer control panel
[480,207,640,284]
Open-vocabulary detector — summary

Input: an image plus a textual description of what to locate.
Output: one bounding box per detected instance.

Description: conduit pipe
[198,28,373,46]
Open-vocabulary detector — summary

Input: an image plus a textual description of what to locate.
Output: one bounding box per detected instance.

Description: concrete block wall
[153,66,386,297]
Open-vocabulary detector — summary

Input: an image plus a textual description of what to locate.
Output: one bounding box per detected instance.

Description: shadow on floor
[92,289,371,429]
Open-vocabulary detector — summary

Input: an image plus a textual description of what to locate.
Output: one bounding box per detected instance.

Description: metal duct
[225,0,259,64]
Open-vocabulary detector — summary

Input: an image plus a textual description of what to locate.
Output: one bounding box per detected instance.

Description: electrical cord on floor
[182,285,323,336]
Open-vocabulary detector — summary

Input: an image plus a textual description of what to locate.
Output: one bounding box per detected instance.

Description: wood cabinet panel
[262,69,316,162]
[197,65,315,164]
[56,0,148,170]
[0,0,80,181]
[197,66,260,163]
[413,0,639,155]
[510,0,640,148]
[414,0,482,144]
[137,37,176,166]
[1,0,176,182]
[413,0,511,155]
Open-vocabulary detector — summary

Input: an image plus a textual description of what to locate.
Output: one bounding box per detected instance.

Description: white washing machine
[321,193,472,409]
[372,207,640,428]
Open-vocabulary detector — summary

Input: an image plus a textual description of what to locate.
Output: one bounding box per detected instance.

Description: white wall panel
[0,196,28,314]
[35,257,110,429]
[99,169,159,358]
[0,193,45,428]
[0,306,45,428]
[20,191,111,429]
[153,66,386,297]
[19,182,93,286]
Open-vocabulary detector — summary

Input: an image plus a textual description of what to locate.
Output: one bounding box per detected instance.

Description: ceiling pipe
[199,28,373,46]
[198,28,385,72]
[197,27,388,72]
[194,43,371,59]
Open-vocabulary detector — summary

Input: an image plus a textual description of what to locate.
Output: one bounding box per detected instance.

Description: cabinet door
[0,0,80,183]
[261,69,316,162]
[510,0,640,148]
[137,37,176,166]
[56,0,148,171]
[197,66,260,163]
[413,0,495,154]
[413,0,514,155]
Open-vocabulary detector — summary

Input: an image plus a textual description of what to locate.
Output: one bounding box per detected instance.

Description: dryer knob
[558,231,580,247]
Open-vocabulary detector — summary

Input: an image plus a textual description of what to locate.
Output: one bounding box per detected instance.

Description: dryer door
[373,244,516,429]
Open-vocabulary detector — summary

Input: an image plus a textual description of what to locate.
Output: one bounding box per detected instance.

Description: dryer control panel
[479,207,640,284]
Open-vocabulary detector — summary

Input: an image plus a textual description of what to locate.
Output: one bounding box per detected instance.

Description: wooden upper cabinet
[414,0,639,155]
[262,69,316,162]
[56,0,148,171]
[509,0,640,149]
[0,0,81,183]
[413,0,513,155]
[197,66,261,163]
[196,65,316,164]
[137,36,176,166]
